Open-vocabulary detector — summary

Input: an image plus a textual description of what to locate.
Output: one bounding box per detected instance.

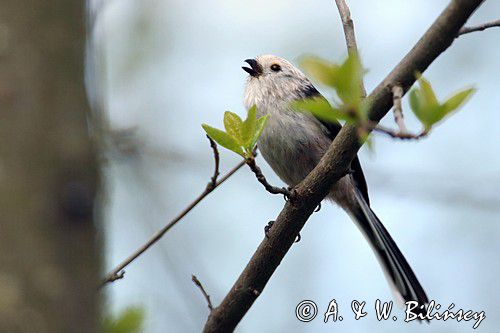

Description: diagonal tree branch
[101,137,245,286]
[202,1,484,331]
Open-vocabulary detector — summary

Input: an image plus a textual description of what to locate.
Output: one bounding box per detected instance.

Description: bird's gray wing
[301,82,370,205]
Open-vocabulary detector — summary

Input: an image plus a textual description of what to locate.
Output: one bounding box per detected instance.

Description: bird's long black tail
[349,188,429,311]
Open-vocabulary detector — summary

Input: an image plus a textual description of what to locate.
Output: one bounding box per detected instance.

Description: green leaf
[293,97,348,122]
[409,89,432,128]
[223,111,243,143]
[408,89,421,114]
[424,104,447,128]
[410,74,476,130]
[335,53,363,108]
[242,105,257,147]
[411,104,442,130]
[202,124,244,156]
[300,53,365,120]
[251,114,269,149]
[300,56,339,87]
[103,307,144,333]
[416,74,438,105]
[443,88,475,113]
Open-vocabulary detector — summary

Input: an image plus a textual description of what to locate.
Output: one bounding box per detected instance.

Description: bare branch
[246,157,291,198]
[334,0,366,97]
[206,135,220,191]
[391,85,408,134]
[335,1,423,141]
[361,86,429,140]
[192,275,214,312]
[101,141,245,286]
[372,124,429,140]
[458,19,500,35]
[103,270,125,283]
[364,86,429,140]
[203,1,484,331]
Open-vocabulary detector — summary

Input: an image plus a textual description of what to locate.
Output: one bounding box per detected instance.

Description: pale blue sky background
[90,1,500,332]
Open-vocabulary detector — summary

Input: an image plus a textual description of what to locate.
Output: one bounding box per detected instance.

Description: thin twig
[334,0,366,97]
[104,270,125,283]
[372,124,429,140]
[100,140,245,286]
[192,275,214,312]
[335,0,431,142]
[458,19,500,36]
[206,135,220,191]
[245,157,291,198]
[363,86,428,140]
[391,85,408,134]
[364,121,428,140]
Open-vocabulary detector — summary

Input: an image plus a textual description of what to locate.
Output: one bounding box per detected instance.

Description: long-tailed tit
[242,55,428,309]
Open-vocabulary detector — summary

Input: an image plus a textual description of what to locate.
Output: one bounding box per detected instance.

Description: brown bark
[0,1,100,332]
[203,0,484,332]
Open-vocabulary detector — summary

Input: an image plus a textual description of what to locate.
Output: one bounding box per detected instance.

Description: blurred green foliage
[103,307,144,333]
[297,55,475,135]
[299,53,368,123]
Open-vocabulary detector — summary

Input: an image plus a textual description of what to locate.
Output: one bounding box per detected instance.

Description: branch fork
[369,85,429,140]
[245,157,294,201]
[100,136,245,287]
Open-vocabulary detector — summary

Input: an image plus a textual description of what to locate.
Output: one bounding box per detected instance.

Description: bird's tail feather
[349,188,429,312]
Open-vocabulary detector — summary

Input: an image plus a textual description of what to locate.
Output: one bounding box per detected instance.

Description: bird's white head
[242,55,318,111]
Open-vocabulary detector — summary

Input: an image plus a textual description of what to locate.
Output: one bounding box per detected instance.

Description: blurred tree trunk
[0,1,100,332]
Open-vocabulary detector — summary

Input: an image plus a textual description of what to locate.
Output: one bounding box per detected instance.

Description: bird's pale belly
[256,111,358,210]
[257,112,331,187]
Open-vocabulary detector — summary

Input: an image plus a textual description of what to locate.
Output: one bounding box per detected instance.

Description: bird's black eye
[270,64,281,72]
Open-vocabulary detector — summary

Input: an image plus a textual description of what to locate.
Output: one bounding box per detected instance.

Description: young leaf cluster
[202,106,268,159]
[298,53,368,123]
[409,74,475,130]
[297,55,475,137]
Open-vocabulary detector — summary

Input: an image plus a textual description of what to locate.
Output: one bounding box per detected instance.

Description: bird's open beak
[242,59,262,77]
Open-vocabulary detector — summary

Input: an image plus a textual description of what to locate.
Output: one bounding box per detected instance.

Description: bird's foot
[283,186,297,202]
[264,220,274,238]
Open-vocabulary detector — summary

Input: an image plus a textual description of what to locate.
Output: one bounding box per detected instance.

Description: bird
[242,54,429,310]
